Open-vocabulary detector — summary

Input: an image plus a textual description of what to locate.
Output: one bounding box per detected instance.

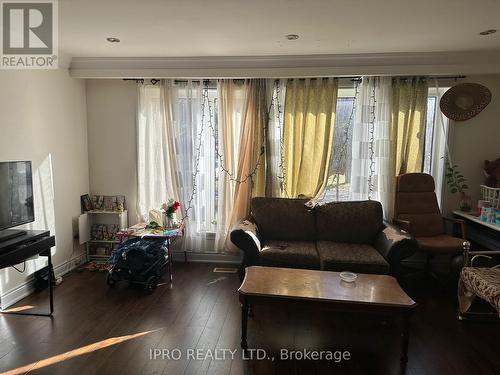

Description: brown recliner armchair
[394,173,467,275]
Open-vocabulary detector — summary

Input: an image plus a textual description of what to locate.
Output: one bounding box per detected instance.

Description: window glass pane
[423,96,437,174]
[325,94,438,202]
[324,96,355,202]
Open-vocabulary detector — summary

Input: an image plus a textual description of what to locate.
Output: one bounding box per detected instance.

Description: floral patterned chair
[458,242,500,319]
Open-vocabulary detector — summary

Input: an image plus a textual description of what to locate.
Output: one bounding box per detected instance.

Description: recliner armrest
[374,221,417,275]
[443,216,467,239]
[230,218,261,280]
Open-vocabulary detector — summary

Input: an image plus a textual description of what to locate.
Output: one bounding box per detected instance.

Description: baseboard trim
[0,251,86,309]
[172,251,242,264]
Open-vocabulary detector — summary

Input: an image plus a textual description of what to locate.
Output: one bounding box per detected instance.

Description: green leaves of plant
[444,158,468,195]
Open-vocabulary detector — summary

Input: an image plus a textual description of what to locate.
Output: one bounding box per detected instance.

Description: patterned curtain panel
[350,77,394,219]
[283,78,338,199]
[392,77,429,175]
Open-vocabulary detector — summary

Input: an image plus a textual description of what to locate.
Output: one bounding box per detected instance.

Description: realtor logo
[1,0,58,69]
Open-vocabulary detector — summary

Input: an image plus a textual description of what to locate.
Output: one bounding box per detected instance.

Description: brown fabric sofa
[231,198,417,281]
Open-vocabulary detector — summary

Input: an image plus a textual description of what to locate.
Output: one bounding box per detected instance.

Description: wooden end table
[238,266,417,364]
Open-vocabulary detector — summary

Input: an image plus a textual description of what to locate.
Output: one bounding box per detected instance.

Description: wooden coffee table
[238,266,417,363]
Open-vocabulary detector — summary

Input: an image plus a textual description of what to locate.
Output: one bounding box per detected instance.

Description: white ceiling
[60,0,500,59]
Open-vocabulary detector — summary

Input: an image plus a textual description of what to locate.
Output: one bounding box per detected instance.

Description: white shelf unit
[78,210,128,263]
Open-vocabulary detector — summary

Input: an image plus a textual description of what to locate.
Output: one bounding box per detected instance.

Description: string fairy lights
[367,79,377,200]
[181,80,271,222]
[146,78,370,224]
[269,80,287,197]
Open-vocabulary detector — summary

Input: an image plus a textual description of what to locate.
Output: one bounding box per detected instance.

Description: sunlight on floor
[1,328,160,375]
[1,305,35,313]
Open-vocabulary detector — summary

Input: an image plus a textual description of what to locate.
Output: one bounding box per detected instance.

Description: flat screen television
[0,161,34,242]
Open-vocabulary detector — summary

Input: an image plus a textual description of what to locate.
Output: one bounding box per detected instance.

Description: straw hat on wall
[440,83,491,121]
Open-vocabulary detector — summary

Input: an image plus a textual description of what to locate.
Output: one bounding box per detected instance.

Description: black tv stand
[0,230,55,317]
[0,229,28,243]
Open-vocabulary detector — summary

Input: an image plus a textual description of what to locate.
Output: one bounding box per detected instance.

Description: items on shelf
[479,207,500,225]
[480,184,500,209]
[78,194,129,264]
[81,194,92,212]
[90,224,119,241]
[81,194,126,212]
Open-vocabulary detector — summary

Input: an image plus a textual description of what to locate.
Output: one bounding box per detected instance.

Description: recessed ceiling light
[479,29,497,36]
[106,37,120,43]
[285,34,299,40]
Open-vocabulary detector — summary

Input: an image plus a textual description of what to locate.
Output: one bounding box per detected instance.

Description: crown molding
[69,51,500,78]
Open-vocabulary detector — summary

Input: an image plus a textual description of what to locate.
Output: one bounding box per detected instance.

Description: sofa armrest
[393,218,412,234]
[230,218,262,281]
[374,221,417,276]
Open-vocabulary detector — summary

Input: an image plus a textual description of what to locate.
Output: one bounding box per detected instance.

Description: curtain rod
[124,75,466,85]
[282,75,466,82]
[123,78,241,85]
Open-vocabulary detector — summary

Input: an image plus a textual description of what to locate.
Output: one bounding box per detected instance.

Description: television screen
[0,161,34,231]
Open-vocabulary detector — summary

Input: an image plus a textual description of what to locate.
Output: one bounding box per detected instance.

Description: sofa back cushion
[251,197,316,241]
[315,200,383,244]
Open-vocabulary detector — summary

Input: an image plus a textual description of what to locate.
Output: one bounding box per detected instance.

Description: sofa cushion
[259,240,320,269]
[317,241,390,274]
[251,197,316,241]
[315,200,383,244]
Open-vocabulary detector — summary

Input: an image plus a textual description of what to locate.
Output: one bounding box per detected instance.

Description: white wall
[85,80,139,224]
[443,75,500,214]
[0,69,89,305]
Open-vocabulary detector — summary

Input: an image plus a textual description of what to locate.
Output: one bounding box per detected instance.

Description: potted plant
[445,160,471,212]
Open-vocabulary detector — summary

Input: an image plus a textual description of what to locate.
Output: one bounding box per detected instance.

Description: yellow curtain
[283,78,338,199]
[251,81,268,198]
[391,78,428,174]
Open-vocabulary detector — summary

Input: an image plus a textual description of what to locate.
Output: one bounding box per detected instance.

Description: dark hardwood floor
[0,263,498,375]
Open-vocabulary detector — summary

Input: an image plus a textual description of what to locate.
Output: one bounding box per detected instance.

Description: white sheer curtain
[137,84,173,222]
[167,80,220,252]
[266,79,287,197]
[138,80,222,253]
[429,80,450,209]
[350,77,394,220]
